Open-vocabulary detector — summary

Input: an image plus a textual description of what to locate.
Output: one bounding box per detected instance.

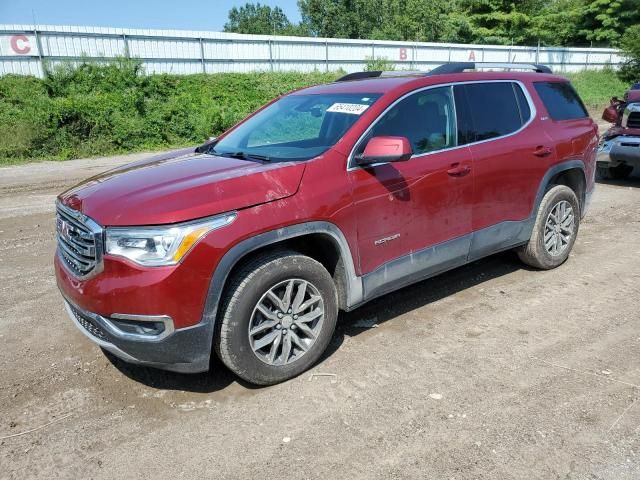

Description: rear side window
[454,82,530,143]
[533,82,588,121]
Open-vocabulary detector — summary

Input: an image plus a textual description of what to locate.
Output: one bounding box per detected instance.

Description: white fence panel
[0,24,624,78]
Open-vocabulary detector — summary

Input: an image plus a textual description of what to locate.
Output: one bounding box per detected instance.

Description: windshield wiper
[213,150,271,162]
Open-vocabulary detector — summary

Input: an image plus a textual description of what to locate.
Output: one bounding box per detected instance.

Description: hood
[58,148,306,226]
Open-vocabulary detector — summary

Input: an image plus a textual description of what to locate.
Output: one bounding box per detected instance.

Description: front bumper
[62,295,212,373]
[597,135,640,167]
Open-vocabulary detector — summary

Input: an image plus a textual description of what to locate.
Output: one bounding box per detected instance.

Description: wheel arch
[548,167,586,213]
[200,222,363,350]
[533,160,587,217]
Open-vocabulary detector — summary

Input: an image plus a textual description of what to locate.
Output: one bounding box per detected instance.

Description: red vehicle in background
[598,83,640,179]
[55,63,598,385]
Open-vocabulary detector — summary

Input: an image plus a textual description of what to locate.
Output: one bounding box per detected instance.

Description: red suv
[55,63,598,385]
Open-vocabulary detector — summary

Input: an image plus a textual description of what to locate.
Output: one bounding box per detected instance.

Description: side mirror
[195,136,218,154]
[355,136,412,166]
[602,105,618,124]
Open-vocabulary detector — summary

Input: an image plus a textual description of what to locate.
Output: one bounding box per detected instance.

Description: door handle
[447,163,471,177]
[533,146,553,157]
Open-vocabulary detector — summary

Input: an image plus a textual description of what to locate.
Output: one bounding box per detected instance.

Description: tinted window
[534,82,588,121]
[357,86,457,157]
[457,82,527,142]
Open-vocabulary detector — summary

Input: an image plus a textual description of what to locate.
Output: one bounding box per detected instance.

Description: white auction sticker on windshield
[327,103,370,115]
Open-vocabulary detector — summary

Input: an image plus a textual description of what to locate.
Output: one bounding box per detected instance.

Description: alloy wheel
[544,200,575,256]
[248,279,325,366]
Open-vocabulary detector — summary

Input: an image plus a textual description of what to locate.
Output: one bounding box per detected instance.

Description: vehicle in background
[598,84,640,180]
[55,63,598,385]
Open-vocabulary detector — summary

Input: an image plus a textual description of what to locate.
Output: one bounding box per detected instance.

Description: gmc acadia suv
[55,62,598,385]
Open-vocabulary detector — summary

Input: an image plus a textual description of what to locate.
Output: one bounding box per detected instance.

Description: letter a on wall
[468,50,476,62]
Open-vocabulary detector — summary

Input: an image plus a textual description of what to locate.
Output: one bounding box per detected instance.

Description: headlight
[105,213,236,266]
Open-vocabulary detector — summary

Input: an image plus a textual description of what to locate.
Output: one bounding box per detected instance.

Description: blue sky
[0,0,302,31]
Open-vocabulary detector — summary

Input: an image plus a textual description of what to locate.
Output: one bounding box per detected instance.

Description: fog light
[106,313,174,340]
[109,317,166,336]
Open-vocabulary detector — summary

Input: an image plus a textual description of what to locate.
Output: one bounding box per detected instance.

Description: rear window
[534,82,588,121]
[455,82,530,143]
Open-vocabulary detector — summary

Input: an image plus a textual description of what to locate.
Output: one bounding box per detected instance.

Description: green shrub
[0,58,627,165]
[617,25,640,84]
[0,59,338,164]
[364,56,395,71]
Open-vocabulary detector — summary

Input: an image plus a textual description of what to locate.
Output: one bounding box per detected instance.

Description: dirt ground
[1,150,639,480]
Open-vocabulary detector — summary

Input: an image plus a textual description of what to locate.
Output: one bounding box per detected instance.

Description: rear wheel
[597,164,634,180]
[517,185,580,270]
[215,250,338,385]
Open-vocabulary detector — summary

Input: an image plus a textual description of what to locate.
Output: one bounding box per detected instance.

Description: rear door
[454,81,550,240]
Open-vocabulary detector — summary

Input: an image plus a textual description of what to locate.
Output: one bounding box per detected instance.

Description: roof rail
[335,70,422,82]
[335,62,552,83]
[428,62,552,75]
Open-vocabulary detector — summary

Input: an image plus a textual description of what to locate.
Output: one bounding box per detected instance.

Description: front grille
[627,112,640,129]
[68,303,108,341]
[56,205,101,278]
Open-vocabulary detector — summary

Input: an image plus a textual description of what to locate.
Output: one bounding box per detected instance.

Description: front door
[348,86,474,281]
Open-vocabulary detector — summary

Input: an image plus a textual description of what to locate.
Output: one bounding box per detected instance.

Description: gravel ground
[0,150,639,480]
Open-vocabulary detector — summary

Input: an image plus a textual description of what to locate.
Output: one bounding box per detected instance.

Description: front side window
[533,81,588,121]
[212,93,381,162]
[456,82,530,143]
[355,86,457,158]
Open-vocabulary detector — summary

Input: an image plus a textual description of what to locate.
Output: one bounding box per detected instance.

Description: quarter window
[533,81,588,121]
[455,82,530,143]
[356,86,457,157]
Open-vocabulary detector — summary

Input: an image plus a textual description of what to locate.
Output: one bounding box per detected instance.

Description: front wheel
[517,185,580,270]
[215,251,338,385]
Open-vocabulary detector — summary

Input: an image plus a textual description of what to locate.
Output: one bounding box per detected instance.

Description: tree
[529,0,585,46]
[370,0,456,42]
[298,0,453,41]
[297,0,364,38]
[579,0,640,46]
[226,0,635,47]
[224,2,301,36]
[457,0,550,45]
[618,25,640,83]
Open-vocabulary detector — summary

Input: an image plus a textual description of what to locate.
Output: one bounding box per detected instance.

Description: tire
[517,185,580,270]
[597,164,633,180]
[215,250,338,385]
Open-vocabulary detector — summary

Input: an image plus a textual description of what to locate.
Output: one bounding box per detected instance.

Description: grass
[564,68,628,109]
[0,62,629,166]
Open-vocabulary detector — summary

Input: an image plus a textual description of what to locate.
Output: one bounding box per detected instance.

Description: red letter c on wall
[10,35,31,54]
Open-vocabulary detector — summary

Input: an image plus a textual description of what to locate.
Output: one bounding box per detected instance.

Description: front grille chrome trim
[622,103,640,129]
[56,202,104,280]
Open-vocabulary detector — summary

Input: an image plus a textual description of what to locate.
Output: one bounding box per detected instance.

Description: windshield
[211,93,382,162]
